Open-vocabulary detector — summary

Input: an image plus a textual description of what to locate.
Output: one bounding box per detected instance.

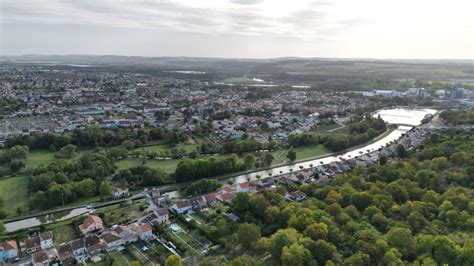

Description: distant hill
[1,54,473,82]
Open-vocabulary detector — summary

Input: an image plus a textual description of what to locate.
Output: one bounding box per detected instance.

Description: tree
[281,242,312,266]
[237,223,261,249]
[432,236,459,265]
[0,220,4,234]
[243,154,255,169]
[304,222,328,241]
[165,255,182,266]
[382,248,403,265]
[313,239,336,264]
[350,192,373,211]
[344,252,370,265]
[99,181,112,200]
[395,144,406,158]
[386,227,414,259]
[287,150,297,162]
[263,153,274,166]
[55,144,77,159]
[230,254,257,266]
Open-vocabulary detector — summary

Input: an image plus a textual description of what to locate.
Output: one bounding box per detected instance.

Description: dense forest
[204,129,474,265]
[440,109,474,125]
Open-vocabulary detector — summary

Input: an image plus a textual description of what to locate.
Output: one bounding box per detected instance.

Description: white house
[70,239,88,262]
[39,232,54,250]
[138,224,153,240]
[156,208,169,224]
[171,200,192,214]
[101,232,123,251]
[79,215,104,235]
[112,188,129,198]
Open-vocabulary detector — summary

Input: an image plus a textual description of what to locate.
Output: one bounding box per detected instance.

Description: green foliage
[165,255,182,266]
[219,130,474,264]
[174,155,245,182]
[286,150,296,162]
[288,117,386,152]
[440,109,474,125]
[185,178,221,196]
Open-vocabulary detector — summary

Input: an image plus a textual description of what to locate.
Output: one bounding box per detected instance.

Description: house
[216,193,235,204]
[131,223,153,241]
[236,182,250,193]
[221,185,236,194]
[190,197,207,210]
[202,193,218,206]
[57,243,75,265]
[112,187,129,198]
[171,200,192,214]
[40,232,54,250]
[156,208,169,224]
[24,237,41,254]
[85,235,103,256]
[6,240,18,259]
[257,179,274,189]
[0,241,18,262]
[101,232,123,251]
[79,215,104,234]
[0,244,8,263]
[31,250,50,266]
[70,238,88,262]
[115,225,138,244]
[286,191,307,202]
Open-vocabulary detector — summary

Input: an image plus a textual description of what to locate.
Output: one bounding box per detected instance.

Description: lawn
[24,150,55,169]
[95,202,148,226]
[272,144,331,164]
[311,123,341,133]
[109,251,133,266]
[0,175,29,215]
[116,158,180,173]
[47,222,78,244]
[136,143,199,153]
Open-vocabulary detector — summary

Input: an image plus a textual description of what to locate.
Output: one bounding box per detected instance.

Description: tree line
[5,125,187,151]
[288,117,387,152]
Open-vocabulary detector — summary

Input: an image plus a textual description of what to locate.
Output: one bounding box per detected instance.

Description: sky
[1,0,473,59]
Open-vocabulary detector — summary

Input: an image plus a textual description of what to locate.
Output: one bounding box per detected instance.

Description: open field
[24,150,55,169]
[272,144,330,164]
[116,158,181,173]
[46,222,79,244]
[0,175,29,215]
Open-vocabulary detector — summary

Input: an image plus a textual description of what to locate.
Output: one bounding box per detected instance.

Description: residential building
[156,208,169,224]
[114,225,138,244]
[79,215,104,235]
[101,232,123,251]
[171,200,192,214]
[70,238,88,262]
[57,243,75,265]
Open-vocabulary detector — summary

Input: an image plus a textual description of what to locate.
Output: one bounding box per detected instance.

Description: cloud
[230,0,264,5]
[0,0,366,40]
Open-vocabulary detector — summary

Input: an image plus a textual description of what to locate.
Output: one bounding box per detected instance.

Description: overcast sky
[1,0,473,59]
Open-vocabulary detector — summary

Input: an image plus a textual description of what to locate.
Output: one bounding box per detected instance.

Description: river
[3,108,437,233]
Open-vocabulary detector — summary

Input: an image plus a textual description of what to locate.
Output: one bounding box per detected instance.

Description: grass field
[272,144,330,164]
[46,222,79,244]
[0,175,29,215]
[311,123,341,133]
[116,158,181,173]
[24,150,55,169]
